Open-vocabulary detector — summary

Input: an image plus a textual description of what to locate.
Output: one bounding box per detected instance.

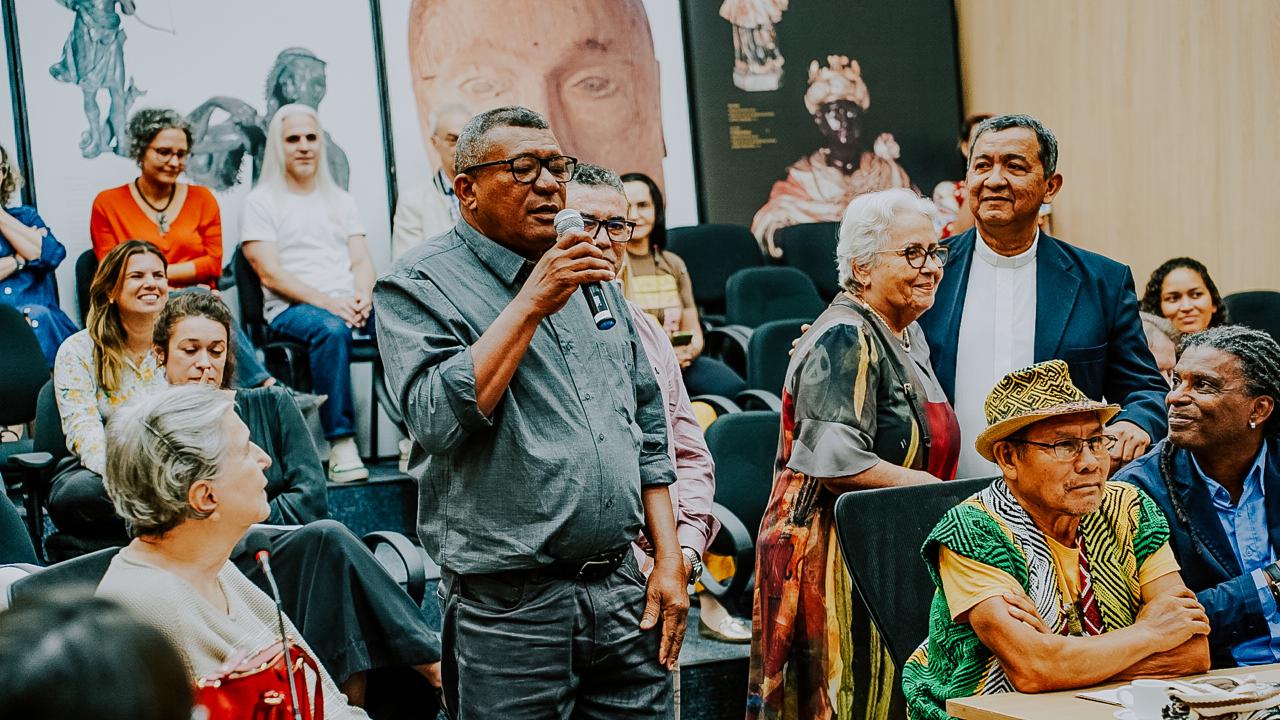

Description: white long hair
[256,103,342,206]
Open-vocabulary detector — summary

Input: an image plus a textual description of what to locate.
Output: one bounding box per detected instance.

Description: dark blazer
[918,228,1167,440]
[1116,439,1280,667]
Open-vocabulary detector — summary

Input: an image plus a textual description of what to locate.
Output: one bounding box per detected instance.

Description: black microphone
[253,541,305,720]
[554,208,615,330]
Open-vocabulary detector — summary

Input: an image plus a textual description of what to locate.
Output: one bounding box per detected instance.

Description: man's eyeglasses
[1006,435,1117,461]
[873,244,950,269]
[582,214,637,243]
[460,154,578,184]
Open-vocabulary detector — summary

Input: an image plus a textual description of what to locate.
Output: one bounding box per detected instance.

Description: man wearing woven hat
[903,360,1210,720]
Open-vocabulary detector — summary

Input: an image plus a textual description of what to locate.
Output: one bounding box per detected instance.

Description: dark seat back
[725,267,826,328]
[776,222,841,301]
[0,306,50,425]
[704,410,780,544]
[75,249,98,326]
[8,546,121,608]
[746,318,807,395]
[1225,291,1280,346]
[666,224,763,320]
[834,476,997,669]
[232,247,269,347]
[33,381,69,464]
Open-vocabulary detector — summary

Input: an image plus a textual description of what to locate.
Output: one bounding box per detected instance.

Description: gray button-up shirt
[374,219,675,575]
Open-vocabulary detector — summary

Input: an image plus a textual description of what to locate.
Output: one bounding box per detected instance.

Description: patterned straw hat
[974,359,1120,461]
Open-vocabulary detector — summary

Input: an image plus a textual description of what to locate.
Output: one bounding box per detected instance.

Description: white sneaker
[328,437,368,483]
[398,437,413,474]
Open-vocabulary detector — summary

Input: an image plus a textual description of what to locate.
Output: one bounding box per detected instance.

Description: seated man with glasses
[374,106,688,718]
[1117,326,1280,669]
[903,360,1210,720]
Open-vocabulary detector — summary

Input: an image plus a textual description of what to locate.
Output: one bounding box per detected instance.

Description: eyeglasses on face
[873,243,950,269]
[581,214,637,243]
[461,154,578,184]
[1006,434,1118,461]
[150,147,189,162]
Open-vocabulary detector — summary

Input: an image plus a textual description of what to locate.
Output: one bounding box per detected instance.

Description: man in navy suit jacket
[918,115,1166,477]
[1116,326,1280,667]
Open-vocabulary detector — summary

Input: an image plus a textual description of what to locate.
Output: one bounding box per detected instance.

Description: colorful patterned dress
[747,295,960,719]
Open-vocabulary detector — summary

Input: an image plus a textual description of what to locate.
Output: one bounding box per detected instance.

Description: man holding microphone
[374,106,688,718]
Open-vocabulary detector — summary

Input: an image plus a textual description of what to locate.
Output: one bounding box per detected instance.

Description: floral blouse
[53,329,167,475]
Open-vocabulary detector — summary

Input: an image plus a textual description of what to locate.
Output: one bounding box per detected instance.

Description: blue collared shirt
[1191,448,1280,665]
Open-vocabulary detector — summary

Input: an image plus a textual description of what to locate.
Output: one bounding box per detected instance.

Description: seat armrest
[704,326,752,375]
[362,530,427,605]
[702,502,756,616]
[734,389,782,412]
[7,452,53,470]
[689,394,743,417]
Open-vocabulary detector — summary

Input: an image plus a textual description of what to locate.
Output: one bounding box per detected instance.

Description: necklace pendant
[157,213,168,234]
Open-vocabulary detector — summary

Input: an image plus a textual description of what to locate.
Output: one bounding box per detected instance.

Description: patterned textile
[747,296,959,720]
[901,481,1170,720]
[52,329,167,476]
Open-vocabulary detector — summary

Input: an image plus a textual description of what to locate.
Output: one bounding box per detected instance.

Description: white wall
[14,1,392,310]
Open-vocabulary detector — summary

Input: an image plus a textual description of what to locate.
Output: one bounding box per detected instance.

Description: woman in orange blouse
[90,108,271,387]
[90,108,223,288]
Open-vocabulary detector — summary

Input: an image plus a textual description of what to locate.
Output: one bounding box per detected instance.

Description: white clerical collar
[974,228,1039,269]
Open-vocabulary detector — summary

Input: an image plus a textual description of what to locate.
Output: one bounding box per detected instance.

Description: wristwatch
[682,547,704,586]
[1263,562,1280,606]
[11,256,25,272]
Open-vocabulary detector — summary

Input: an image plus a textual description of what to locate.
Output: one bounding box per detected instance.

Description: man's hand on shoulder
[1109,420,1151,468]
[640,553,689,671]
[517,229,614,320]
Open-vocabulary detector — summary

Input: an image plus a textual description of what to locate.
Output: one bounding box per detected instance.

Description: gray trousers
[439,552,673,719]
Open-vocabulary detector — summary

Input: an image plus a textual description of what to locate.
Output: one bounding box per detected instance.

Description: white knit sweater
[96,546,368,719]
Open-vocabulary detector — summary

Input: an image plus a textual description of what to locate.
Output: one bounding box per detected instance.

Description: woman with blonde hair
[50,240,169,555]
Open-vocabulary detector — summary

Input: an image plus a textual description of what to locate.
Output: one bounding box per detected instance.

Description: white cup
[1118,679,1171,720]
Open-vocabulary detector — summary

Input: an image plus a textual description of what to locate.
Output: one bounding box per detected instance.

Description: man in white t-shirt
[241,103,375,482]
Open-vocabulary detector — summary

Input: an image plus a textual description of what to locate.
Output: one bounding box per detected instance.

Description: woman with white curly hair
[748,188,960,719]
[95,383,370,719]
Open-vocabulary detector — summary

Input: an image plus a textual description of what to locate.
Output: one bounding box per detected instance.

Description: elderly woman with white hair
[747,188,961,720]
[95,383,369,719]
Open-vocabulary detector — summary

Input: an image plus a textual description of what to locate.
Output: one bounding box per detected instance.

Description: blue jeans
[269,303,357,439]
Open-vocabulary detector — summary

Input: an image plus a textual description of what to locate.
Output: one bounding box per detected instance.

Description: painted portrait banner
[682,0,964,257]
[378,0,700,255]
[13,0,393,302]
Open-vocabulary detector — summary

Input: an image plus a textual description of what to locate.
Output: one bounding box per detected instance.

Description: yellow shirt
[939,538,1180,623]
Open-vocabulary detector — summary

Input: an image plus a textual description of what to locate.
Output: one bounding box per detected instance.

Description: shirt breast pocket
[593,338,637,420]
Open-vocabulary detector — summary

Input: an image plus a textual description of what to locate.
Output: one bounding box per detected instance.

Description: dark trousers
[682,355,745,398]
[233,520,442,683]
[45,464,129,557]
[440,552,672,720]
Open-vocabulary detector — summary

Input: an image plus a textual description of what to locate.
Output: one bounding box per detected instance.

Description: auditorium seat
[666,224,763,327]
[776,221,841,301]
[702,410,779,617]
[1225,291,1280,345]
